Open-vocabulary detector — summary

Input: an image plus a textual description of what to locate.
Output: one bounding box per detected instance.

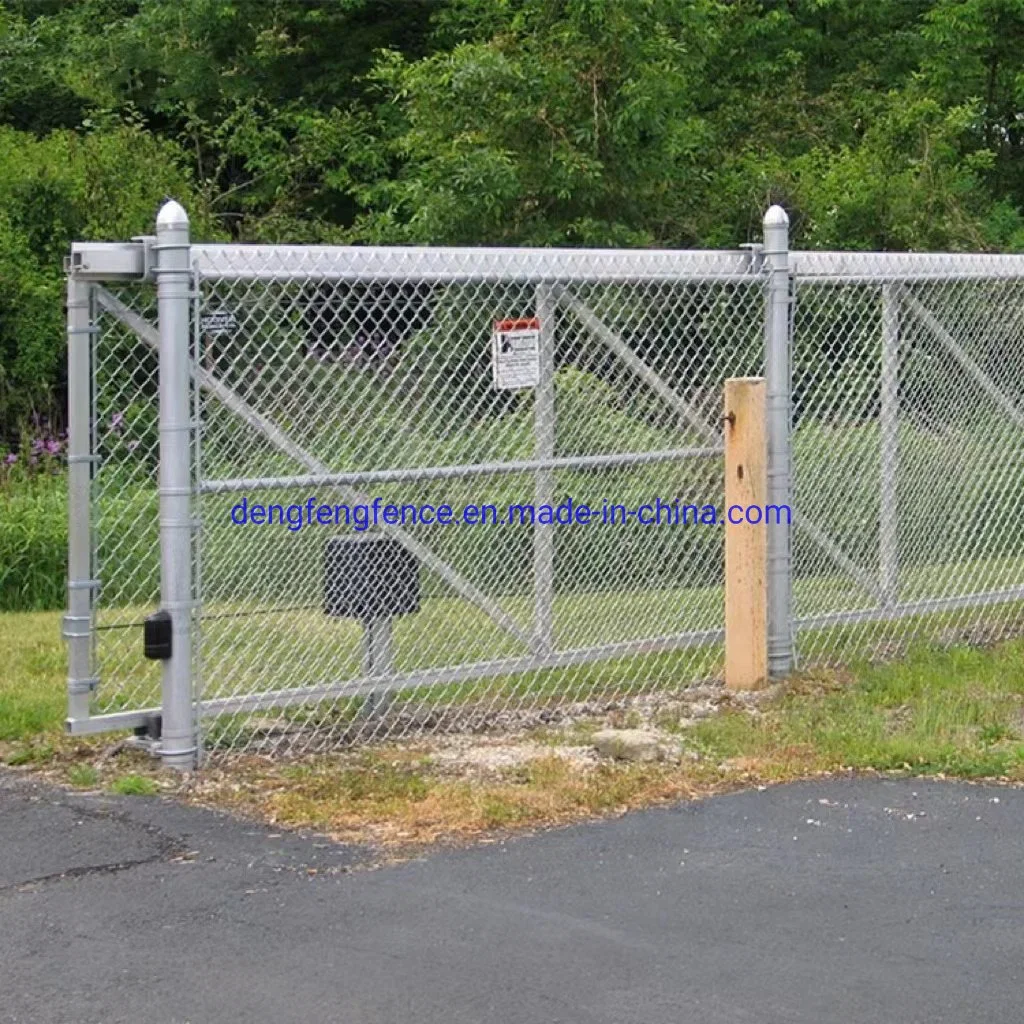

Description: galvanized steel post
[155,200,197,770]
[763,205,793,678]
[64,274,96,727]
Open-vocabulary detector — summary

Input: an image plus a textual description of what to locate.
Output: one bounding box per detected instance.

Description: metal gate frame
[64,202,1024,769]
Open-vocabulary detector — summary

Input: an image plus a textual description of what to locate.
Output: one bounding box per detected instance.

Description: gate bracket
[131,235,158,282]
[65,676,98,696]
[740,242,765,273]
[67,241,149,281]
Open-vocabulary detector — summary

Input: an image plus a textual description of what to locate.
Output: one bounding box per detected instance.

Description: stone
[592,728,667,763]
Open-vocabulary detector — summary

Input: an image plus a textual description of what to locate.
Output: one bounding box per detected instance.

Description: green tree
[5,0,1024,443]
[0,123,211,436]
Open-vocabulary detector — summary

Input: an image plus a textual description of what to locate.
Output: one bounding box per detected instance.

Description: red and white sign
[492,318,541,390]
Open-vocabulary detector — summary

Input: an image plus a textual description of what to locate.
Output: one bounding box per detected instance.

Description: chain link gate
[189,232,768,757]
[65,205,1024,768]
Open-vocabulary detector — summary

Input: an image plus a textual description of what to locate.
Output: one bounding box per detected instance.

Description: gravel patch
[428,738,598,778]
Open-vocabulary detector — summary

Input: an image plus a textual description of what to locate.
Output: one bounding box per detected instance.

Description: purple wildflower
[3,453,16,466]
[111,411,125,431]
[44,438,61,455]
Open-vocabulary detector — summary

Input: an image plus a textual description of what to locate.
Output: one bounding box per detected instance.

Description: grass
[691,641,1024,781]
[0,610,66,743]
[3,606,1024,851]
[68,763,99,788]
[195,640,1024,846]
[0,472,67,611]
[88,551,1024,724]
[189,749,714,845]
[92,582,726,715]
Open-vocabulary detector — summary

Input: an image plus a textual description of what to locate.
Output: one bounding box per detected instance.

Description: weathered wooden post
[725,377,768,690]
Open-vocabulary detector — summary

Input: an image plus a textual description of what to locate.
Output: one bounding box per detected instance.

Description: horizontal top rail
[790,250,1024,282]
[69,239,1024,284]
[190,244,761,282]
[194,245,1024,283]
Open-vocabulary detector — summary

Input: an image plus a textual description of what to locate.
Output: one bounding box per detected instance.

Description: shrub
[0,474,67,611]
[0,122,214,448]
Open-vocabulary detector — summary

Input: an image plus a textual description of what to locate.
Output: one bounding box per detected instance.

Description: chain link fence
[790,257,1024,667]
[64,211,1024,763]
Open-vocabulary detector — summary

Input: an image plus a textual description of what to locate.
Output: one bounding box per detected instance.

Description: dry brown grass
[180,750,739,849]
[17,735,756,852]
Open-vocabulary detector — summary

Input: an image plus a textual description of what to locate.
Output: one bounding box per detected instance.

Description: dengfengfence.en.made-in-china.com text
[228,496,793,532]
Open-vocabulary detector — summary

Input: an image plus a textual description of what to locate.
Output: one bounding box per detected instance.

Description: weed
[5,742,54,765]
[68,763,99,788]
[110,773,159,796]
[479,796,528,828]
[694,639,1024,781]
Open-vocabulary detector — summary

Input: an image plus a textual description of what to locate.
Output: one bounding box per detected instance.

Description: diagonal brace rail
[555,287,885,604]
[94,288,533,648]
[555,287,719,442]
[903,293,1024,432]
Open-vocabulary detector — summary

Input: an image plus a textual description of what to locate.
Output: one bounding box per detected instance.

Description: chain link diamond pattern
[83,245,1024,755]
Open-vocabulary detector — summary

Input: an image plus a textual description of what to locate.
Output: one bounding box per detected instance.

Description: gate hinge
[62,611,95,638]
[66,676,98,695]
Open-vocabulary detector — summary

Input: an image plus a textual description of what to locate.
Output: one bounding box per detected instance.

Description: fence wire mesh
[192,253,764,753]
[80,238,1024,759]
[91,283,163,716]
[791,266,1024,667]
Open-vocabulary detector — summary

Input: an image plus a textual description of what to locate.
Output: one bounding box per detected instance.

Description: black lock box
[324,535,420,620]
[143,609,173,660]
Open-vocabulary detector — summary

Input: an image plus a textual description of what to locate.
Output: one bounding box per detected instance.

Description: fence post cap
[763,204,789,228]
[156,199,189,231]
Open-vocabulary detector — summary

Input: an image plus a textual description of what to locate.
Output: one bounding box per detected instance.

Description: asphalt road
[2,771,1022,1024]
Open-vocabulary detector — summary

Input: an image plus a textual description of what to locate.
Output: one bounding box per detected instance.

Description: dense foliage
[3,0,1024,442]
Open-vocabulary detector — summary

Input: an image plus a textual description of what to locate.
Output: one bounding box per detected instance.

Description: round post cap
[156,199,189,231]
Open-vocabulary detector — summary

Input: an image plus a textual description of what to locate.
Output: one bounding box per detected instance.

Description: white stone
[592,728,667,763]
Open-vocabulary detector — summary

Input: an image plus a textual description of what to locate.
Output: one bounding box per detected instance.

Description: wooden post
[725,377,767,690]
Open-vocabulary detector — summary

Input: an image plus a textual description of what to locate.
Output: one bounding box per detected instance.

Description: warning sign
[200,309,237,338]
[492,318,541,390]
